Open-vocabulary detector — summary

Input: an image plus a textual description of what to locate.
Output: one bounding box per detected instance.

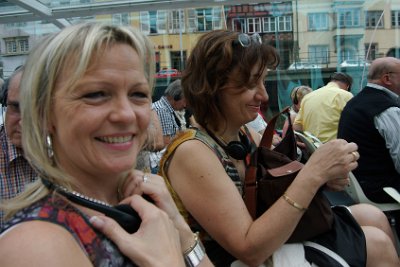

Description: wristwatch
[184,232,206,267]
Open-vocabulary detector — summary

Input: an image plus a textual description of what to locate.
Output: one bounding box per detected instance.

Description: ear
[47,114,56,134]
[382,74,392,86]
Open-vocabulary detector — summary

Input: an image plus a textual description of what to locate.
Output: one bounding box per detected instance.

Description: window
[212,7,223,30]
[169,10,185,33]
[232,18,246,33]
[309,45,329,64]
[140,11,167,34]
[263,17,276,33]
[392,10,400,27]
[18,39,29,53]
[157,11,168,34]
[262,16,291,33]
[5,40,16,54]
[140,12,150,34]
[196,8,213,32]
[247,17,262,33]
[337,8,361,28]
[4,37,29,55]
[365,11,383,28]
[365,43,378,60]
[112,13,129,26]
[170,50,187,70]
[340,47,357,62]
[308,13,329,30]
[278,16,292,31]
[188,7,223,32]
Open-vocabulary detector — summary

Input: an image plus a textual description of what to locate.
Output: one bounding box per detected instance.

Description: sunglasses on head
[235,33,262,47]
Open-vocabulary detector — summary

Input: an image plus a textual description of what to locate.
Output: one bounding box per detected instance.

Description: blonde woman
[0,23,212,267]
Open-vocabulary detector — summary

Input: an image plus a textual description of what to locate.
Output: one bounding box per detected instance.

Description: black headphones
[173,93,182,101]
[205,128,251,160]
[292,87,300,105]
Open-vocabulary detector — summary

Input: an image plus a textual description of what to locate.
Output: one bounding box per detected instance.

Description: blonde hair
[3,23,155,219]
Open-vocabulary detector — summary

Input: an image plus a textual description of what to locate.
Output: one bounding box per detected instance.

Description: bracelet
[184,232,206,267]
[282,192,307,211]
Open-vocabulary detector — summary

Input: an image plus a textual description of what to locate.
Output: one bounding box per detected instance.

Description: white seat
[294,130,400,253]
[345,173,400,211]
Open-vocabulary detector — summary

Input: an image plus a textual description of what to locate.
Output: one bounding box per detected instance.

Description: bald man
[0,67,37,229]
[338,57,400,203]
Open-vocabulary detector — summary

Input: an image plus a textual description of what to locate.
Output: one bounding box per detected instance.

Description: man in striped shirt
[338,57,400,203]
[0,67,36,229]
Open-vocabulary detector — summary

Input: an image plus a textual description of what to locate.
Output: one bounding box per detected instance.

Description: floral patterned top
[2,194,136,267]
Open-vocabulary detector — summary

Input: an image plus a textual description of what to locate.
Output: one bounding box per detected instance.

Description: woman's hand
[120,171,201,255]
[325,177,350,191]
[116,170,214,267]
[302,139,359,186]
[120,170,183,226]
[90,195,185,267]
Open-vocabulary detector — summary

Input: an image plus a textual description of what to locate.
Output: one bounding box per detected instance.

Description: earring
[46,135,54,159]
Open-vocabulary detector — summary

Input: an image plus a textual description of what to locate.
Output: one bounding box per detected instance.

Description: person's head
[290,85,313,112]
[330,72,353,91]
[2,66,24,148]
[20,23,155,187]
[182,30,279,131]
[164,79,186,111]
[367,57,400,95]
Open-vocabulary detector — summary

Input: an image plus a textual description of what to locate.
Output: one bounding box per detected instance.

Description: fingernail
[90,216,104,227]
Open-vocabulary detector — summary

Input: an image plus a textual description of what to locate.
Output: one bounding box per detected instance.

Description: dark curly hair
[182,30,279,131]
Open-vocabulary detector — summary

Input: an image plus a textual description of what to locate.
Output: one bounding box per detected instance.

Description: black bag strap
[244,107,291,218]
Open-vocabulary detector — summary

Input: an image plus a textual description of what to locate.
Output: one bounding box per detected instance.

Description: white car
[340,59,370,68]
[288,62,321,70]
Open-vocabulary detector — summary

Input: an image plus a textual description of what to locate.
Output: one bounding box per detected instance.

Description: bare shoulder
[172,137,222,167]
[0,220,92,267]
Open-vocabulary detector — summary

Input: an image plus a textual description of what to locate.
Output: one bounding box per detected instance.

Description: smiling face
[50,43,151,181]
[219,65,269,128]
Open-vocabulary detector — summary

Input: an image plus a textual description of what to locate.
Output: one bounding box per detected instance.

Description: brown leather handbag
[244,107,334,243]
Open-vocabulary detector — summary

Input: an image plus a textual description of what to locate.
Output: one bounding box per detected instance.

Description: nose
[109,97,136,123]
[256,81,269,102]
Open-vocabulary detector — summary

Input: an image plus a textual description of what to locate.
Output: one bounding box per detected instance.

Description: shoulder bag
[244,107,334,243]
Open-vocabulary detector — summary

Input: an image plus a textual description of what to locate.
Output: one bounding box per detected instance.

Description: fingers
[90,195,184,266]
[305,139,359,184]
[119,170,181,225]
[326,177,350,191]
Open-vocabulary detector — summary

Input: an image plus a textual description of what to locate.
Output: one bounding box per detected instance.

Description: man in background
[0,66,37,229]
[150,79,187,173]
[293,72,353,143]
[338,57,400,203]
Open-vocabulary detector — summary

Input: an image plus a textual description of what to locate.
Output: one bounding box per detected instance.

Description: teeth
[98,136,132,144]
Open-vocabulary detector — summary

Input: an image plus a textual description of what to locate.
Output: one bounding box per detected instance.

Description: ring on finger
[143,173,149,183]
[351,151,358,161]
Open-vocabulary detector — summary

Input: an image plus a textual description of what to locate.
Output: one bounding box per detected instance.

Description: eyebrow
[7,101,19,106]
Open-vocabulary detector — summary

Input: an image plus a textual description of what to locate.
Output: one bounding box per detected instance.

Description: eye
[129,91,149,99]
[82,91,107,99]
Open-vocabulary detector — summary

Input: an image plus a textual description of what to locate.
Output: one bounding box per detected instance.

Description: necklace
[41,178,113,207]
[57,185,113,207]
